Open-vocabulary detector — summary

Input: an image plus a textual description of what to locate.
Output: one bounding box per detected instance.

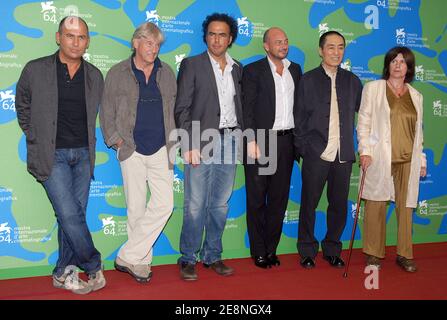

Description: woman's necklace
[387,79,406,97]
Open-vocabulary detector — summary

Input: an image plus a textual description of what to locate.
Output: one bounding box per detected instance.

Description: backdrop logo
[432,100,447,117]
[396,28,406,45]
[175,54,186,72]
[283,210,298,224]
[102,216,116,236]
[41,1,56,13]
[433,100,442,116]
[0,89,15,112]
[341,59,352,71]
[376,0,387,8]
[0,222,12,243]
[418,200,428,215]
[351,203,363,220]
[415,65,424,81]
[173,174,184,193]
[146,10,160,25]
[40,1,57,24]
[237,16,250,37]
[318,23,329,36]
[83,52,91,61]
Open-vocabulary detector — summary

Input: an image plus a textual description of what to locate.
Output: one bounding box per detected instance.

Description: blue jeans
[42,147,101,277]
[179,134,237,265]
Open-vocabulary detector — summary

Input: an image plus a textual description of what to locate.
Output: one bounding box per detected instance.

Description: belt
[275,129,293,136]
[219,127,237,135]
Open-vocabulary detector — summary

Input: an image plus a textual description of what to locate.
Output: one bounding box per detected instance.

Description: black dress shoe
[300,257,316,269]
[266,253,280,267]
[323,255,345,268]
[253,256,270,269]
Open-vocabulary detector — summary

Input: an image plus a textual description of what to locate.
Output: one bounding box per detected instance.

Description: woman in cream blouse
[357,46,427,272]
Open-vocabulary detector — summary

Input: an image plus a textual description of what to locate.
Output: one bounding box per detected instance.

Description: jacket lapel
[48,53,58,110]
[201,52,220,104]
[262,58,276,108]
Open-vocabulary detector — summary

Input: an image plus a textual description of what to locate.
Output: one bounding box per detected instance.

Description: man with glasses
[16,16,105,294]
[100,22,177,283]
[174,13,243,281]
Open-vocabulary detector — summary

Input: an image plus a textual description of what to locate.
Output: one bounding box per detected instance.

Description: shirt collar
[267,56,291,73]
[321,63,338,78]
[56,50,84,68]
[131,56,161,73]
[207,51,235,69]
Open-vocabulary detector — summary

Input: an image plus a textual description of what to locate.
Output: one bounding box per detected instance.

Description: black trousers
[244,133,295,257]
[297,153,352,258]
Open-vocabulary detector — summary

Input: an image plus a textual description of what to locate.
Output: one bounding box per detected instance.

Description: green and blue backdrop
[1,0,446,280]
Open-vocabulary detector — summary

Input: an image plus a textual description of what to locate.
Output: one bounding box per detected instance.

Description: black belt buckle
[219,127,236,135]
[276,129,293,136]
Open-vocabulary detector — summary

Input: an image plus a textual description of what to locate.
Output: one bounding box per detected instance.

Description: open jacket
[174,51,244,161]
[15,52,103,182]
[99,57,177,170]
[357,79,426,208]
[294,65,362,162]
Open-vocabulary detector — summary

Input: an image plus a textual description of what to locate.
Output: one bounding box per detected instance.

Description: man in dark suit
[174,13,243,281]
[15,16,105,294]
[242,27,302,269]
[294,31,362,269]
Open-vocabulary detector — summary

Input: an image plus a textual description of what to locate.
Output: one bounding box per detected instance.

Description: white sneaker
[52,266,92,295]
[88,269,106,292]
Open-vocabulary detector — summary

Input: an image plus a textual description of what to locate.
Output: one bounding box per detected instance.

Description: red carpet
[0,242,446,300]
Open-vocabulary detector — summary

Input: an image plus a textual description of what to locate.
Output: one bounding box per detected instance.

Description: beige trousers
[363,161,414,259]
[118,147,174,265]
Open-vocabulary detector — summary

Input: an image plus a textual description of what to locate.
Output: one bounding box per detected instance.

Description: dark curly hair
[202,13,238,47]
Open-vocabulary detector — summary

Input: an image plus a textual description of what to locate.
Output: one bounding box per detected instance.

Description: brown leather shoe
[203,260,234,276]
[179,262,198,281]
[396,255,417,273]
[365,254,381,270]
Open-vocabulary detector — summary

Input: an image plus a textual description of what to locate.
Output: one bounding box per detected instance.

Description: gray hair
[131,22,164,51]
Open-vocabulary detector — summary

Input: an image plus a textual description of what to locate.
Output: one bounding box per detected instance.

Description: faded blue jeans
[178,133,237,265]
[42,147,101,277]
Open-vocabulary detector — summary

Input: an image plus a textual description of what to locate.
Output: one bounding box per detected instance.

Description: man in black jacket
[243,27,302,269]
[15,16,105,294]
[294,31,362,269]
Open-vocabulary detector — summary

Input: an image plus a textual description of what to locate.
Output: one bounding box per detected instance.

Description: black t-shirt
[55,55,88,149]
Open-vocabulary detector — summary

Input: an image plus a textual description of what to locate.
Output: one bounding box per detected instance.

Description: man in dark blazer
[242,27,302,269]
[15,16,105,294]
[294,31,362,269]
[174,13,243,281]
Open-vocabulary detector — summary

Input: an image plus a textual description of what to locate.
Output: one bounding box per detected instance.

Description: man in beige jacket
[100,22,177,282]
